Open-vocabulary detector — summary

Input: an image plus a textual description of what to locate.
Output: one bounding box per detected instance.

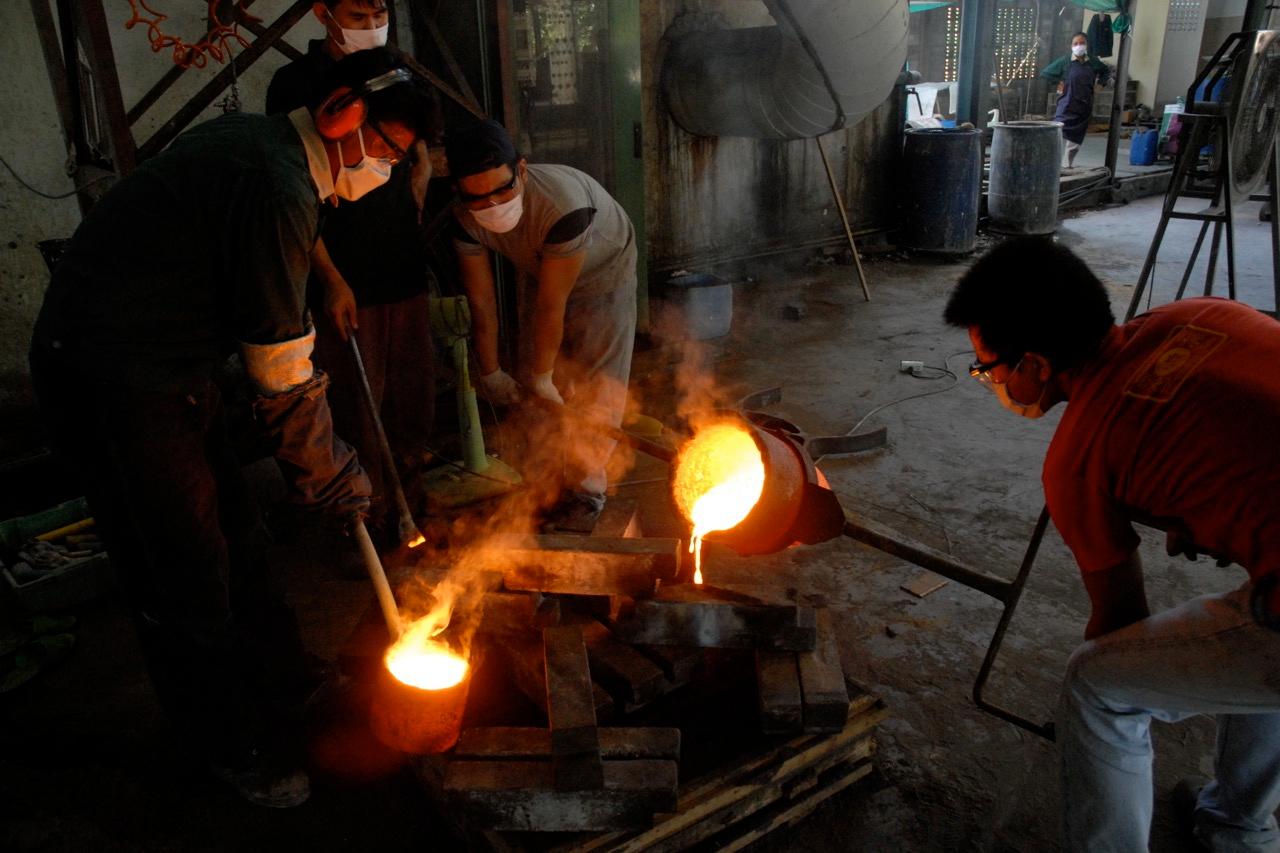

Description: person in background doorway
[268,8,441,548]
[446,119,637,532]
[1041,31,1112,169]
[944,237,1280,852]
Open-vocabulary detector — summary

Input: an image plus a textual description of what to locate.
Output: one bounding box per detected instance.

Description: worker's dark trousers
[30,346,309,766]
[312,291,434,525]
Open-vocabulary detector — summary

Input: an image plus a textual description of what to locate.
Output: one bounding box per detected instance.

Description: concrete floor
[1,193,1275,851]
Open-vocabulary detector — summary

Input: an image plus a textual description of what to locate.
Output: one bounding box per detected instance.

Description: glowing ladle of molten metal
[672,422,766,584]
[385,619,468,690]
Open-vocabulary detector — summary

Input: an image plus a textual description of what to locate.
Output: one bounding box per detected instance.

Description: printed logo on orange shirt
[1123,324,1227,403]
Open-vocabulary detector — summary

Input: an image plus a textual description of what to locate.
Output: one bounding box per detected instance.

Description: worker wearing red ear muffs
[267,1,444,546]
[29,47,436,809]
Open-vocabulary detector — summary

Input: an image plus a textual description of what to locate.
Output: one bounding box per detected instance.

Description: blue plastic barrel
[988,120,1063,235]
[901,128,983,254]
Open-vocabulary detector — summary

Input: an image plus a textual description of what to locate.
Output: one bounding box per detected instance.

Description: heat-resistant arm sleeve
[253,371,371,517]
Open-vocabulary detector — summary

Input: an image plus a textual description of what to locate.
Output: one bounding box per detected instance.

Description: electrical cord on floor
[845,349,970,435]
[1,155,112,200]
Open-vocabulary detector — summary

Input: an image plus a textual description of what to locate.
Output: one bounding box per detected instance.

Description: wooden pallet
[413,683,886,852]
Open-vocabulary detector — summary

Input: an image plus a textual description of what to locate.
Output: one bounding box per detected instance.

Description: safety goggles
[365,122,408,166]
[457,169,520,209]
[969,355,1023,388]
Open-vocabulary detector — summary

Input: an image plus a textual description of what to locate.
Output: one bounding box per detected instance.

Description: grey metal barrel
[901,128,984,253]
[987,120,1063,235]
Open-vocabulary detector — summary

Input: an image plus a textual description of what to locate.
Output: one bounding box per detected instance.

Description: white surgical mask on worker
[334,128,393,201]
[472,193,524,233]
[327,11,389,54]
[1072,44,1088,57]
[993,378,1049,419]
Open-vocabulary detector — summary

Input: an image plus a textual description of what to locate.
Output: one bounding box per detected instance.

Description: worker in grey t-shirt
[447,119,637,529]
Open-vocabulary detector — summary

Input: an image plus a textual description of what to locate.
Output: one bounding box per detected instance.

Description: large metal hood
[661,0,910,139]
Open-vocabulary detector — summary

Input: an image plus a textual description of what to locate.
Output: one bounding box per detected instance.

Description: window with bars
[944,6,960,81]
[994,6,1038,81]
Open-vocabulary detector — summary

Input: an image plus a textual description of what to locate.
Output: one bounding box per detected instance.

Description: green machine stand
[420,296,523,508]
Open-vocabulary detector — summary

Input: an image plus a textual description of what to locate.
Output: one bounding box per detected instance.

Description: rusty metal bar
[77,0,137,174]
[842,513,1012,602]
[127,63,187,127]
[815,133,871,302]
[401,54,487,121]
[31,0,74,150]
[137,0,312,161]
[424,14,481,109]
[240,18,305,61]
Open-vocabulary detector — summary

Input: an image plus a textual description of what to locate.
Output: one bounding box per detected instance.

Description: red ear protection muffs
[315,67,413,141]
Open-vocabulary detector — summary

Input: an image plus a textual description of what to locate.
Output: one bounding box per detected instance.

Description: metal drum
[901,128,983,254]
[988,120,1063,235]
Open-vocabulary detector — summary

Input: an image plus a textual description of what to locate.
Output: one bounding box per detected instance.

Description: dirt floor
[1,194,1275,851]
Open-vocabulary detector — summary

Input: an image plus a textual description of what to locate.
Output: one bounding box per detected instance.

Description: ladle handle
[353,517,403,639]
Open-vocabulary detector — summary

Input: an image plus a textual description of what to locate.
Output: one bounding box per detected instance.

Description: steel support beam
[956,0,998,126]
[1104,7,1135,187]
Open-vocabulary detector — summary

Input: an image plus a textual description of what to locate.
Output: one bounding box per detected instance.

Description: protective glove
[528,370,565,405]
[253,371,372,518]
[478,368,521,405]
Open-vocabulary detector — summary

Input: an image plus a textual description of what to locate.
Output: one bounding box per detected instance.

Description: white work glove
[477,368,521,405]
[528,371,565,405]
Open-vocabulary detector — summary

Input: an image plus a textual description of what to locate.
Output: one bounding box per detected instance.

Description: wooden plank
[602,739,876,853]
[614,586,816,651]
[798,609,851,733]
[591,498,641,538]
[444,760,678,832]
[453,727,680,761]
[477,591,560,637]
[756,652,803,734]
[77,0,137,173]
[544,626,604,790]
[498,635,614,721]
[715,760,875,853]
[637,645,704,684]
[576,619,669,708]
[563,700,886,853]
[488,536,679,596]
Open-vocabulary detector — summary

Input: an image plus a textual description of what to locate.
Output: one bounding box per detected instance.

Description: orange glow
[408,533,426,549]
[385,617,468,690]
[672,421,765,584]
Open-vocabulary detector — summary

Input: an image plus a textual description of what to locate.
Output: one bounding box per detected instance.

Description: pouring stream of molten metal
[672,422,765,583]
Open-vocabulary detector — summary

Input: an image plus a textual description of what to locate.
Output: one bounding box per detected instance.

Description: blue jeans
[1059,581,1280,852]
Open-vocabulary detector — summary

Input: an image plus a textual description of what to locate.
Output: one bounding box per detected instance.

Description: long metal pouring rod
[528,395,676,463]
[815,134,872,302]
[348,336,425,546]
[352,517,403,639]
[842,512,1014,602]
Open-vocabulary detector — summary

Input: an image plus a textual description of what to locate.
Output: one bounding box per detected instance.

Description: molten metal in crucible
[671,416,846,584]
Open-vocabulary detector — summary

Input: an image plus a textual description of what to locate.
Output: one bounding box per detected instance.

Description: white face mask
[472,193,524,233]
[327,11,389,54]
[993,378,1049,419]
[334,128,393,201]
[1072,44,1088,57]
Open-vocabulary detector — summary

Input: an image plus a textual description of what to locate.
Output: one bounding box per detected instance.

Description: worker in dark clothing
[267,0,440,544]
[1041,32,1112,168]
[944,238,1280,852]
[29,48,436,808]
